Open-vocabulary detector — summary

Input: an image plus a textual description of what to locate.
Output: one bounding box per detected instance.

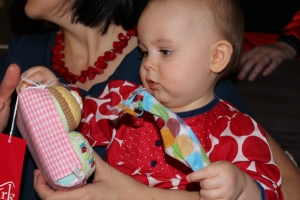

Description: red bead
[88,73,95,80]
[98,56,105,63]
[58,67,68,76]
[113,41,121,49]
[88,66,94,71]
[69,73,79,84]
[118,33,130,41]
[112,48,122,54]
[125,35,130,40]
[64,75,72,83]
[125,34,131,40]
[81,70,88,77]
[104,51,110,58]
[52,64,60,71]
[118,33,125,40]
[51,55,61,63]
[78,76,87,83]
[57,54,65,58]
[68,72,75,78]
[110,52,116,60]
[56,45,64,50]
[119,40,128,48]
[88,66,97,75]
[55,37,64,44]
[57,61,65,66]
[96,67,104,74]
[104,51,116,61]
[51,46,61,55]
[127,28,137,36]
[99,62,107,69]
[94,61,100,67]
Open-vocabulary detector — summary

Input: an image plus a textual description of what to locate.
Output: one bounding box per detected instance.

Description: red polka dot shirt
[73,80,282,199]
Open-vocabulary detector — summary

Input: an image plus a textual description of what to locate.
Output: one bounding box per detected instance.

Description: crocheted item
[16,85,95,190]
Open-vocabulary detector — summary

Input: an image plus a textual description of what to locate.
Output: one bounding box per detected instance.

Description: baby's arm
[17,66,60,93]
[186,161,262,200]
[186,111,283,200]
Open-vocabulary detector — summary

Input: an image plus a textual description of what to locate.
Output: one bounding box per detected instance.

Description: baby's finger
[186,165,218,182]
[186,170,204,182]
[199,187,223,200]
[18,69,59,93]
[17,71,44,93]
[199,174,223,190]
[17,82,31,94]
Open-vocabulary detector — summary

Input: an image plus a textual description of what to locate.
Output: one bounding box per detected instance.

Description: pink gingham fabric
[16,87,82,190]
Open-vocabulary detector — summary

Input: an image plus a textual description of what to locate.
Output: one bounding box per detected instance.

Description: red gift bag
[0,133,26,200]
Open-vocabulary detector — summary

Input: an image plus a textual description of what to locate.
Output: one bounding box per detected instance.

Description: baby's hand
[17,66,60,93]
[186,161,247,200]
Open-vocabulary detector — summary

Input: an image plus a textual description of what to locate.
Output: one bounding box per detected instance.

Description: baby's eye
[160,50,172,56]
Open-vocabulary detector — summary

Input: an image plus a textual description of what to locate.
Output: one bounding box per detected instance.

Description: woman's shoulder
[8,32,56,53]
[0,32,57,77]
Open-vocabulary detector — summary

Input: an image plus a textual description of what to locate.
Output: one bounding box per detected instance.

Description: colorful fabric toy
[16,85,95,190]
[109,88,210,171]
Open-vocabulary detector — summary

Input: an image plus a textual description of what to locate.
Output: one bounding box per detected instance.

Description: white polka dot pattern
[76,80,282,198]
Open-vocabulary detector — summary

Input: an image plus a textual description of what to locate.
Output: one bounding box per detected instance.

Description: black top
[240,0,300,33]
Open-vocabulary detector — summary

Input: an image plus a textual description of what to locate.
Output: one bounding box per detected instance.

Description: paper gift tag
[0,133,26,200]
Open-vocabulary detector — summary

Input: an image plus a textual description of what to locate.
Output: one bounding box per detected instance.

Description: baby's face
[138,1,219,112]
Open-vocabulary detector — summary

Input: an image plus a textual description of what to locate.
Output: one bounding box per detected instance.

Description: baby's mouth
[146,79,159,89]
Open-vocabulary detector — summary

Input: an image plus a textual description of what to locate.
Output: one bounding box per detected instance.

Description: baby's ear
[210,40,233,73]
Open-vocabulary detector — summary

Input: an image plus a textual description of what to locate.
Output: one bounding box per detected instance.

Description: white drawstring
[8,75,59,143]
[8,97,18,143]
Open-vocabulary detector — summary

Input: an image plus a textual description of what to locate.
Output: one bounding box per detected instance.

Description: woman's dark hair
[63,0,149,34]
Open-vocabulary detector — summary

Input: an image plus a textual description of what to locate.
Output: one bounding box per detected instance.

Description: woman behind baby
[21,0,282,199]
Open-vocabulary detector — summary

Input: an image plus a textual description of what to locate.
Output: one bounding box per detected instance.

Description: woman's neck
[58,24,138,91]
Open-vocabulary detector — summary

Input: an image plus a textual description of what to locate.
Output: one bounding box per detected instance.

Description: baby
[19,0,282,199]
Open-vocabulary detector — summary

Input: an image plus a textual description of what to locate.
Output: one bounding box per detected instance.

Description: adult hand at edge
[34,152,117,200]
[238,41,297,81]
[34,152,200,200]
[0,63,20,132]
[266,132,300,200]
[34,151,148,200]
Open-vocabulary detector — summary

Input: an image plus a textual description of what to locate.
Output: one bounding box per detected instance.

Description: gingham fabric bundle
[16,86,94,190]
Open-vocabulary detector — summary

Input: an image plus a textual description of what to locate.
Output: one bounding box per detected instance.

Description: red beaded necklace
[51,27,137,84]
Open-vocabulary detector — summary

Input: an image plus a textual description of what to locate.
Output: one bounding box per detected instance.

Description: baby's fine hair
[150,0,244,77]
[201,0,244,76]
